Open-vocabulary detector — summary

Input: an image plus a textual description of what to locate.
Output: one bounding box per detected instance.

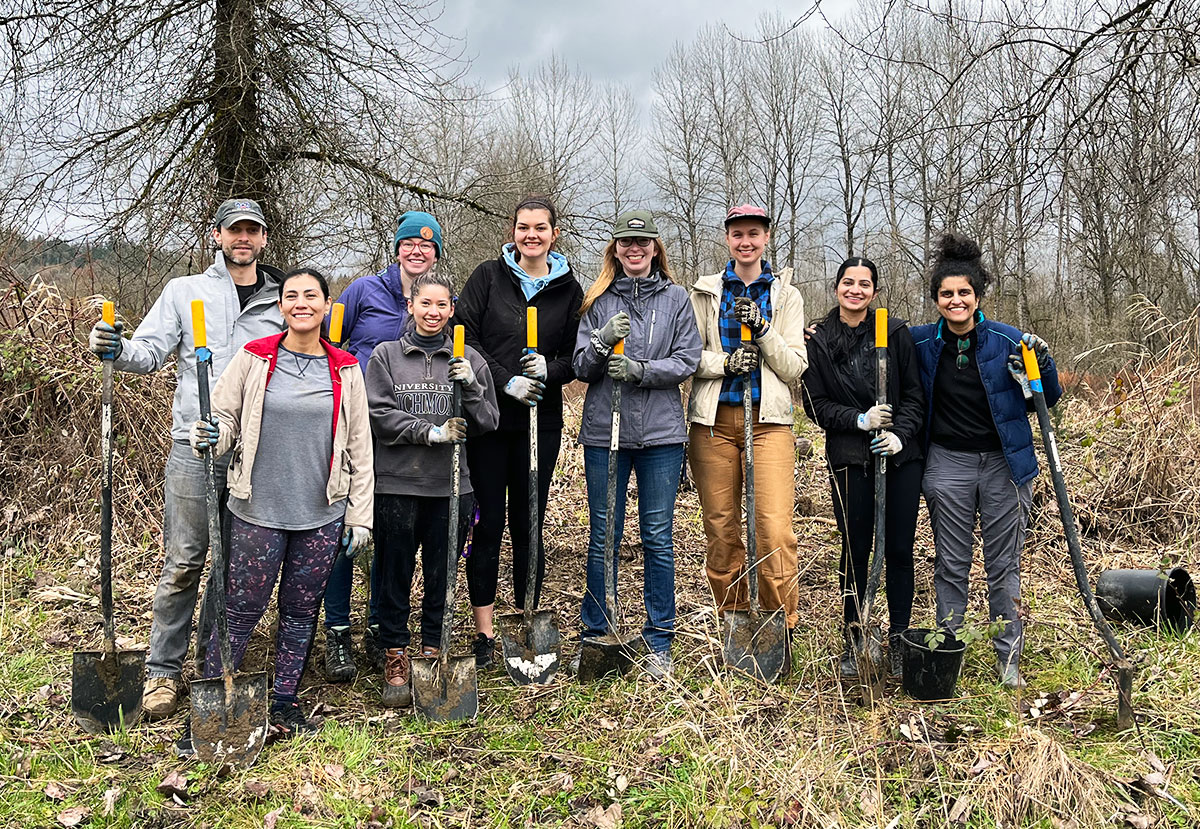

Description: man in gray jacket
[87,198,286,718]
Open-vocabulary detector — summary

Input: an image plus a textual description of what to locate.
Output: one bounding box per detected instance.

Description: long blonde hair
[579,238,675,316]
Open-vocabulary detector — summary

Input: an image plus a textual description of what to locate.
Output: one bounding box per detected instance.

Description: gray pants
[922,445,1031,667]
[147,441,229,680]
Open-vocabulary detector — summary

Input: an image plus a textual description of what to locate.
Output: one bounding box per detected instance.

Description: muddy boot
[363,625,385,672]
[472,633,496,670]
[325,626,358,682]
[888,632,904,681]
[840,629,859,679]
[143,676,182,720]
[381,648,411,708]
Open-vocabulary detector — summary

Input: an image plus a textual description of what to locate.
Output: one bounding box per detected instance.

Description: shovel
[188,299,269,766]
[72,300,146,734]
[853,308,889,706]
[723,324,788,682]
[412,325,479,720]
[497,308,561,684]
[578,338,638,682]
[1021,343,1135,729]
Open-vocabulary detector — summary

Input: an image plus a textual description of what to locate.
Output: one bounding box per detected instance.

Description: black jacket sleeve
[545,278,583,388]
[889,324,925,446]
[457,263,515,393]
[800,333,861,432]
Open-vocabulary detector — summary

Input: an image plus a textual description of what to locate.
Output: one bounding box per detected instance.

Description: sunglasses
[955,337,970,370]
[616,237,653,249]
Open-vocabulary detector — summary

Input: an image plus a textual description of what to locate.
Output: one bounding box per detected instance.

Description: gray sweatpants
[922,444,1031,668]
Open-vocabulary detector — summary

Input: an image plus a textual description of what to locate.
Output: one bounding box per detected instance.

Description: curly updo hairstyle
[928,232,991,300]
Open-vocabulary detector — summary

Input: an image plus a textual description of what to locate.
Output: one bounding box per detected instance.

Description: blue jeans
[322,546,380,630]
[582,443,683,653]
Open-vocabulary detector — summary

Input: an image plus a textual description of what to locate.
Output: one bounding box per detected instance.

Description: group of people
[86,195,1060,744]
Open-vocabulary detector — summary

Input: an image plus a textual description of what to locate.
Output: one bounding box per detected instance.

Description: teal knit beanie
[394,211,443,258]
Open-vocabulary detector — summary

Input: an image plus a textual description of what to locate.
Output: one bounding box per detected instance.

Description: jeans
[147,441,229,680]
[581,443,683,653]
[322,546,380,630]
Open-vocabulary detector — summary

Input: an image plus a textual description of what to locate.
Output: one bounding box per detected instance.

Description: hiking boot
[174,718,194,759]
[143,676,182,719]
[997,659,1027,689]
[269,700,316,739]
[568,650,582,677]
[888,633,904,681]
[324,626,357,682]
[840,628,859,679]
[473,633,496,670]
[643,650,673,680]
[381,648,411,708]
[363,625,385,672]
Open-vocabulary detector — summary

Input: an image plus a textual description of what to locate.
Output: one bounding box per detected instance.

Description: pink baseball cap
[724,204,771,228]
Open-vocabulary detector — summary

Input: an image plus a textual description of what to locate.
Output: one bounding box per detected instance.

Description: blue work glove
[520,351,548,381]
[870,430,902,456]
[428,416,467,444]
[1020,333,1052,372]
[504,376,544,406]
[88,320,124,360]
[856,404,893,431]
[1007,354,1033,399]
[189,419,220,456]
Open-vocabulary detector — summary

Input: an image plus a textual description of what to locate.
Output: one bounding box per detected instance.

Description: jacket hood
[610,269,670,300]
[207,250,285,288]
[502,243,572,300]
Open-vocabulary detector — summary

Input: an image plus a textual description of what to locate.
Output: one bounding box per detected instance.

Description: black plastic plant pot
[900,627,966,701]
[1095,567,1196,633]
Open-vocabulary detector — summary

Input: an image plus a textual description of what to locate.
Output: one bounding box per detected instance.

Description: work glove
[340,526,370,560]
[595,311,631,347]
[520,351,548,381]
[504,376,544,406]
[870,430,903,456]
[1007,354,1033,399]
[447,356,476,388]
[607,353,644,384]
[189,419,220,456]
[856,404,893,431]
[723,344,760,376]
[733,297,767,337]
[88,320,124,360]
[1021,332,1053,373]
[428,416,467,444]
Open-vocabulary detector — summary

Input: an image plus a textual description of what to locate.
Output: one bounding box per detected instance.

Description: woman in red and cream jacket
[189,267,374,738]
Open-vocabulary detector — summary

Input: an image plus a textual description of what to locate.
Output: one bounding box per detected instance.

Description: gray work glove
[733,297,766,337]
[595,311,631,347]
[856,404,893,431]
[341,526,370,560]
[870,430,903,456]
[723,344,760,376]
[88,320,124,360]
[1007,354,1033,399]
[189,419,220,456]
[1021,332,1052,372]
[428,416,467,444]
[504,376,544,406]
[447,356,476,388]
[520,351,548,380]
[607,353,644,384]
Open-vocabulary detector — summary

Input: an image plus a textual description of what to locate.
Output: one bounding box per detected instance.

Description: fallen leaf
[969,751,997,776]
[323,763,345,781]
[44,781,70,801]
[56,806,90,827]
[95,742,125,764]
[859,783,880,818]
[156,770,188,800]
[614,774,628,794]
[1122,815,1154,829]
[102,788,121,816]
[263,806,285,829]
[295,780,321,813]
[598,717,618,730]
[244,780,271,799]
[440,767,458,784]
[948,795,972,824]
[581,802,622,829]
[780,798,803,826]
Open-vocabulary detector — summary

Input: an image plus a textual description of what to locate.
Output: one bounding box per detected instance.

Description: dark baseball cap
[214,198,268,229]
[612,210,660,239]
[724,204,771,228]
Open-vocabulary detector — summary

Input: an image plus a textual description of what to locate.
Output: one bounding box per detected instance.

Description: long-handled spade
[412,325,479,721]
[72,300,146,734]
[188,299,269,766]
[1021,344,1135,729]
[578,339,638,682]
[497,308,561,684]
[853,308,889,706]
[722,324,788,682]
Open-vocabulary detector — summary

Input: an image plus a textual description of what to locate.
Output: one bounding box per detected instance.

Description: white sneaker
[643,651,673,680]
[997,660,1026,689]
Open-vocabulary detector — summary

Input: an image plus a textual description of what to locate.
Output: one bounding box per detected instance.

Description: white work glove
[723,344,760,376]
[870,430,903,456]
[341,526,370,560]
[428,416,467,444]
[520,351,548,381]
[1007,354,1032,399]
[595,312,631,347]
[189,419,220,456]
[1021,332,1053,372]
[504,375,545,406]
[856,404,893,431]
[447,356,476,388]
[88,320,124,360]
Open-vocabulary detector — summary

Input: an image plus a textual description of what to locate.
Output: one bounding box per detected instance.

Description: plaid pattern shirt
[718,260,775,405]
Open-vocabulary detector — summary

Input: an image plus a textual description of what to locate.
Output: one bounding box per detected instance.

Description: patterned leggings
[203,515,343,702]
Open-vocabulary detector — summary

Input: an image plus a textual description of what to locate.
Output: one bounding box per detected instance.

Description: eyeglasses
[398,240,436,254]
[955,337,970,370]
[616,237,653,249]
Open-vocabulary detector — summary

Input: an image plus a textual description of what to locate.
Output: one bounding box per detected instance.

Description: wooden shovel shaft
[861,327,888,624]
[743,374,758,614]
[442,380,462,662]
[100,358,116,655]
[526,352,539,621]
[604,378,622,634]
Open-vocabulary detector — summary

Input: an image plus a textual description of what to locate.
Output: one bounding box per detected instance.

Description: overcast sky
[439,0,854,92]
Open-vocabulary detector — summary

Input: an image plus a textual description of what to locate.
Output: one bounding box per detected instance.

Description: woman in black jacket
[455,197,584,668]
[801,257,925,679]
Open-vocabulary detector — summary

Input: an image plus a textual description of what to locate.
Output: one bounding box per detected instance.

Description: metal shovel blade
[190,671,269,767]
[852,622,887,704]
[723,609,788,683]
[71,650,145,734]
[411,654,478,721]
[577,633,637,682]
[496,610,561,685]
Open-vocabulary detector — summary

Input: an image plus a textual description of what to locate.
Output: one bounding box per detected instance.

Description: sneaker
[568,650,581,677]
[269,700,316,739]
[643,650,673,680]
[381,647,411,708]
[174,719,194,759]
[473,633,496,670]
[143,676,182,719]
[324,627,358,682]
[363,625,385,672]
[997,659,1027,689]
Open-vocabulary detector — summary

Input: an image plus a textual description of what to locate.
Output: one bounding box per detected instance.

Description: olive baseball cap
[214,198,268,229]
[612,210,660,239]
